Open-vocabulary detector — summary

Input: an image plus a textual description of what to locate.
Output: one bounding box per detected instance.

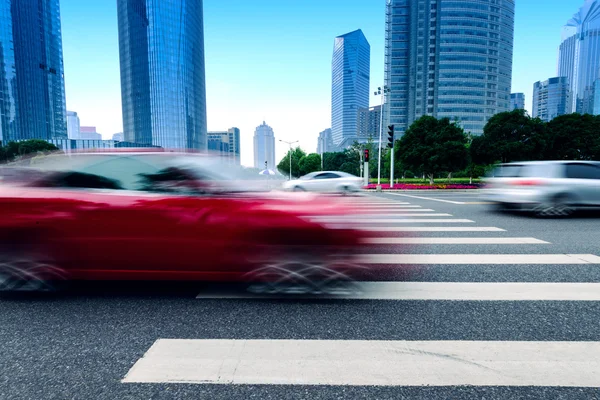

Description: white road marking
[384,193,466,204]
[318,219,473,224]
[356,254,600,264]
[355,227,506,232]
[362,237,550,244]
[123,339,600,387]
[194,282,600,301]
[350,205,423,209]
[313,215,455,222]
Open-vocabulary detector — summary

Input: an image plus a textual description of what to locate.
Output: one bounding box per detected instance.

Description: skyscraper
[510,93,525,110]
[317,128,333,155]
[532,77,571,122]
[117,0,207,150]
[0,0,67,143]
[357,105,382,142]
[331,30,370,148]
[254,122,275,170]
[558,0,600,114]
[384,0,515,136]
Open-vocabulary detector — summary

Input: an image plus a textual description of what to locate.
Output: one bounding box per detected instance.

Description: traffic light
[387,125,395,149]
[364,149,370,162]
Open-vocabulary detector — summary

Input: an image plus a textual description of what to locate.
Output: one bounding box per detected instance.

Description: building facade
[317,128,333,155]
[207,127,241,165]
[112,132,124,142]
[510,93,525,110]
[79,126,102,140]
[558,0,600,114]
[357,105,382,142]
[384,0,515,136]
[67,111,81,139]
[253,122,275,170]
[331,29,370,148]
[0,0,67,143]
[532,77,571,122]
[117,0,207,150]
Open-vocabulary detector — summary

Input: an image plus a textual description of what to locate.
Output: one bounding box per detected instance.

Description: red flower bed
[364,183,481,190]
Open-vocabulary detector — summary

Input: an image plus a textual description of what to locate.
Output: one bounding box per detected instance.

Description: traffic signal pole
[387,125,395,189]
[364,149,370,187]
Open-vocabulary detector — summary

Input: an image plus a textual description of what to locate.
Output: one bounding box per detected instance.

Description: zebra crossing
[123,194,600,389]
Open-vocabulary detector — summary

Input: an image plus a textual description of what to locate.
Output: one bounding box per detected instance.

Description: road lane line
[194,282,600,301]
[356,254,600,264]
[316,218,472,224]
[123,339,600,387]
[384,193,466,204]
[354,227,506,232]
[362,237,550,244]
[313,215,455,222]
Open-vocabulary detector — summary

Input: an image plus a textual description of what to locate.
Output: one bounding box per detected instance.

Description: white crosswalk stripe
[362,237,550,244]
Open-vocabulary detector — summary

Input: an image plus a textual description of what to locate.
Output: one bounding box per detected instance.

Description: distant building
[41,139,161,152]
[67,111,81,139]
[117,0,207,149]
[0,0,67,142]
[207,128,241,165]
[357,105,381,142]
[558,0,600,114]
[253,121,275,170]
[331,29,370,148]
[79,126,102,140]
[112,132,124,142]
[510,93,525,110]
[532,77,571,122]
[317,128,333,155]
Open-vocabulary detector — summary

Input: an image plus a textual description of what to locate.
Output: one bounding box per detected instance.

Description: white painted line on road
[317,219,473,224]
[384,193,466,204]
[349,210,439,214]
[313,215,455,222]
[350,205,423,209]
[194,282,600,301]
[122,339,600,387]
[355,227,506,232]
[362,237,550,244]
[356,254,600,264]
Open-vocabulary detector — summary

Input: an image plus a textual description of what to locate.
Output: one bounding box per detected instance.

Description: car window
[138,166,209,195]
[34,171,123,190]
[519,164,555,178]
[565,164,600,180]
[314,173,340,180]
[489,165,522,178]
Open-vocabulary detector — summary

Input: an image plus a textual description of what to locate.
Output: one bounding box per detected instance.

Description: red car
[0,151,367,293]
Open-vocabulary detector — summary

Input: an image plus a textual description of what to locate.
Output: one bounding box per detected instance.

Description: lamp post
[374,86,390,186]
[279,139,299,180]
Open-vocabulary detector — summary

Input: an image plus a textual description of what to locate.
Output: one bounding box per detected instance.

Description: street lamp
[374,86,390,185]
[279,139,299,180]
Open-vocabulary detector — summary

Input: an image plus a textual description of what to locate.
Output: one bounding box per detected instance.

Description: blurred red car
[0,151,366,292]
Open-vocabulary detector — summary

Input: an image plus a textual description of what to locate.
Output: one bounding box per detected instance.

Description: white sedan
[282,171,363,193]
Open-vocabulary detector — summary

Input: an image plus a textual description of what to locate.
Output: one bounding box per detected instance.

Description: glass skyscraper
[384,0,515,136]
[331,30,370,148]
[558,0,600,114]
[253,121,276,170]
[510,93,525,110]
[0,0,67,143]
[532,77,571,122]
[117,0,207,150]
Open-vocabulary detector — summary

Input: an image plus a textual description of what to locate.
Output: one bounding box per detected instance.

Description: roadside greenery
[0,140,60,163]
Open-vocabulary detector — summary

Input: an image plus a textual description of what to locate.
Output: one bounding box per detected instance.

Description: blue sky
[60,0,582,166]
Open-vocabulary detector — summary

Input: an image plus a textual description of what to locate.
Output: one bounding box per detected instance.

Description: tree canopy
[0,140,60,163]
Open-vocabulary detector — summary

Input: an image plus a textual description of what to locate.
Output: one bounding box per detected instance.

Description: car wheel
[0,251,67,293]
[293,186,305,192]
[534,194,575,218]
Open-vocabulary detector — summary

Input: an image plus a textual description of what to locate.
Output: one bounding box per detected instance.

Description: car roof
[498,161,600,166]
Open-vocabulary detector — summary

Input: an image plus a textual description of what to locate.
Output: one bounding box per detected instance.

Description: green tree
[397,116,469,185]
[277,147,306,178]
[0,140,59,163]
[475,109,546,164]
[545,113,600,160]
[298,153,322,176]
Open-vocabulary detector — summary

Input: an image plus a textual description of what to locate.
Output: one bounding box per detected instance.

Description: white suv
[483,161,600,216]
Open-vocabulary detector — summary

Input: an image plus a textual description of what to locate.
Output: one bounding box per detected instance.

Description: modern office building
[532,77,571,122]
[331,29,370,148]
[0,0,67,143]
[207,128,241,165]
[510,93,525,110]
[384,0,515,136]
[317,128,333,155]
[357,105,382,141]
[67,111,81,139]
[112,132,124,142]
[117,0,207,150]
[558,0,600,114]
[79,126,102,140]
[253,121,275,170]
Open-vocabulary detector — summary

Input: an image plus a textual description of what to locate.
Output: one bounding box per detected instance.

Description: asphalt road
[2,191,600,399]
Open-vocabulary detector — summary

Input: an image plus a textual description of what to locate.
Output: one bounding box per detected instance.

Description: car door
[564,163,600,206]
[310,173,334,192]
